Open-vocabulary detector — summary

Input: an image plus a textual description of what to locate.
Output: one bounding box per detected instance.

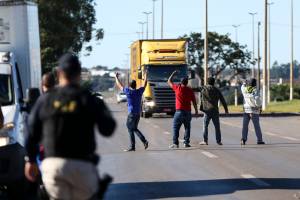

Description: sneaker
[217,142,223,146]
[257,141,265,145]
[199,141,208,145]
[183,143,191,148]
[124,148,135,152]
[169,144,179,149]
[241,139,246,145]
[144,141,149,150]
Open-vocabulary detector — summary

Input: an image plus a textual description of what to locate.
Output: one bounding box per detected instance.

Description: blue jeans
[203,110,221,143]
[126,113,147,149]
[173,110,192,145]
[242,113,263,142]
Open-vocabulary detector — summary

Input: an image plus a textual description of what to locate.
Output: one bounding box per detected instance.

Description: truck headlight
[145,101,155,107]
[0,122,15,147]
[0,137,10,147]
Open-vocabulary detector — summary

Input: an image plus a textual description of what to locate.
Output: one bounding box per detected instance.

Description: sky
[80,0,300,69]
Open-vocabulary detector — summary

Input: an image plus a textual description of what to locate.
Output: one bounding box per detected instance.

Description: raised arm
[219,90,229,114]
[167,70,177,88]
[143,72,148,88]
[115,72,124,91]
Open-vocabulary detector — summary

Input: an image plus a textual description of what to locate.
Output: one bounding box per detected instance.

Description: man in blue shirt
[115,72,149,152]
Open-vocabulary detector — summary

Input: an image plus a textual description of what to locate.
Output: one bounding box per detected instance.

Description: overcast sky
[80,0,300,69]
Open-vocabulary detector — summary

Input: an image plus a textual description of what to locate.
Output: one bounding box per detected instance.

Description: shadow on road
[106,178,300,200]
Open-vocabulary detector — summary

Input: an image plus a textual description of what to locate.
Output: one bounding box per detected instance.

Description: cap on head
[130,80,137,89]
[207,77,215,86]
[58,53,81,79]
[181,77,189,86]
[250,78,257,87]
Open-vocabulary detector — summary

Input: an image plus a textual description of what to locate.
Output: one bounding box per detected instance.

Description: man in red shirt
[167,71,198,148]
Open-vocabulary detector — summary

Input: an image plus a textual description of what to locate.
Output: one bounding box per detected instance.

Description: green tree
[37,0,104,72]
[180,32,252,81]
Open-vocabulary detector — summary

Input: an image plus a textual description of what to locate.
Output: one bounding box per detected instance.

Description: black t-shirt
[26,85,116,163]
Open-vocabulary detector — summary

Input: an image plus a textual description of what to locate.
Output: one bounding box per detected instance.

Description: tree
[180,32,252,81]
[37,0,104,72]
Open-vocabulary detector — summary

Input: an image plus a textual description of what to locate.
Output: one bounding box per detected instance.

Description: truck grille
[152,87,175,108]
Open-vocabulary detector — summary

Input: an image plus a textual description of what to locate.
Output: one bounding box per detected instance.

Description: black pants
[126,113,147,149]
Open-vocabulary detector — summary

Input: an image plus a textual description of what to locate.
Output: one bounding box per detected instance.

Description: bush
[270,84,300,101]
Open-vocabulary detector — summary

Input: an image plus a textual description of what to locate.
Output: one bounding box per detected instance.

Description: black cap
[58,53,81,78]
[181,77,189,85]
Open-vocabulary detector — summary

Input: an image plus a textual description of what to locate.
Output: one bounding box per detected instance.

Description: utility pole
[249,12,257,78]
[267,2,274,103]
[232,24,241,107]
[152,0,158,39]
[290,0,294,100]
[204,0,208,85]
[258,22,261,91]
[143,12,152,39]
[138,22,146,39]
[262,0,268,110]
[161,0,164,39]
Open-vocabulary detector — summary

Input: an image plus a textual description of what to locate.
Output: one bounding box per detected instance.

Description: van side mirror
[138,71,143,79]
[190,70,195,79]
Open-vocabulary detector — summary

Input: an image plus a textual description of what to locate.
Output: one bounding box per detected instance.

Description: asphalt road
[96,101,300,200]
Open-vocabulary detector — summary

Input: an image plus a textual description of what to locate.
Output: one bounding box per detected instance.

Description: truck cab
[0,1,42,197]
[0,52,27,195]
[130,39,194,118]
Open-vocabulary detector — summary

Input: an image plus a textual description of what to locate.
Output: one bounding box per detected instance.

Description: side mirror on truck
[190,69,195,79]
[21,88,41,113]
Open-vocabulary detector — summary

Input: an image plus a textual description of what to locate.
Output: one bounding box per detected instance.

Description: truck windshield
[0,65,14,106]
[147,65,188,82]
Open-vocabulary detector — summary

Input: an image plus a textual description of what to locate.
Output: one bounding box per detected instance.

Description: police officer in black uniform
[24,53,116,200]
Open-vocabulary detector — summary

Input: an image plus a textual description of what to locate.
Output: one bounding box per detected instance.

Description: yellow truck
[130,39,194,118]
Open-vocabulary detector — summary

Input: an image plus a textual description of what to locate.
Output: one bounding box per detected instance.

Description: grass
[219,99,300,113]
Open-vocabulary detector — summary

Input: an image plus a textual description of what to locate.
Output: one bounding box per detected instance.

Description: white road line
[241,174,270,187]
[179,139,185,143]
[281,136,300,141]
[201,151,218,158]
[265,132,277,136]
[163,131,171,135]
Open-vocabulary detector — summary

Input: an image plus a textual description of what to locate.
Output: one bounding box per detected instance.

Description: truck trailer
[0,0,41,197]
[130,39,194,118]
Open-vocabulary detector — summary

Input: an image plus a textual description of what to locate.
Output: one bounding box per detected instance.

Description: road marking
[145,120,150,124]
[201,151,218,158]
[241,174,270,187]
[281,136,300,141]
[265,132,277,136]
[179,139,185,143]
[221,121,242,128]
[163,131,171,135]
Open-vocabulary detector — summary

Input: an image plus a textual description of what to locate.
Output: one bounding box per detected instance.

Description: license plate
[163,108,172,112]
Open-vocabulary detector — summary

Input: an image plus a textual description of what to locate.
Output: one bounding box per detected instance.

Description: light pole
[290,0,294,100]
[249,12,257,78]
[143,12,152,39]
[267,2,274,103]
[232,24,241,107]
[262,0,268,110]
[257,22,261,91]
[152,0,158,39]
[138,22,146,39]
[204,0,208,85]
[161,0,164,39]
